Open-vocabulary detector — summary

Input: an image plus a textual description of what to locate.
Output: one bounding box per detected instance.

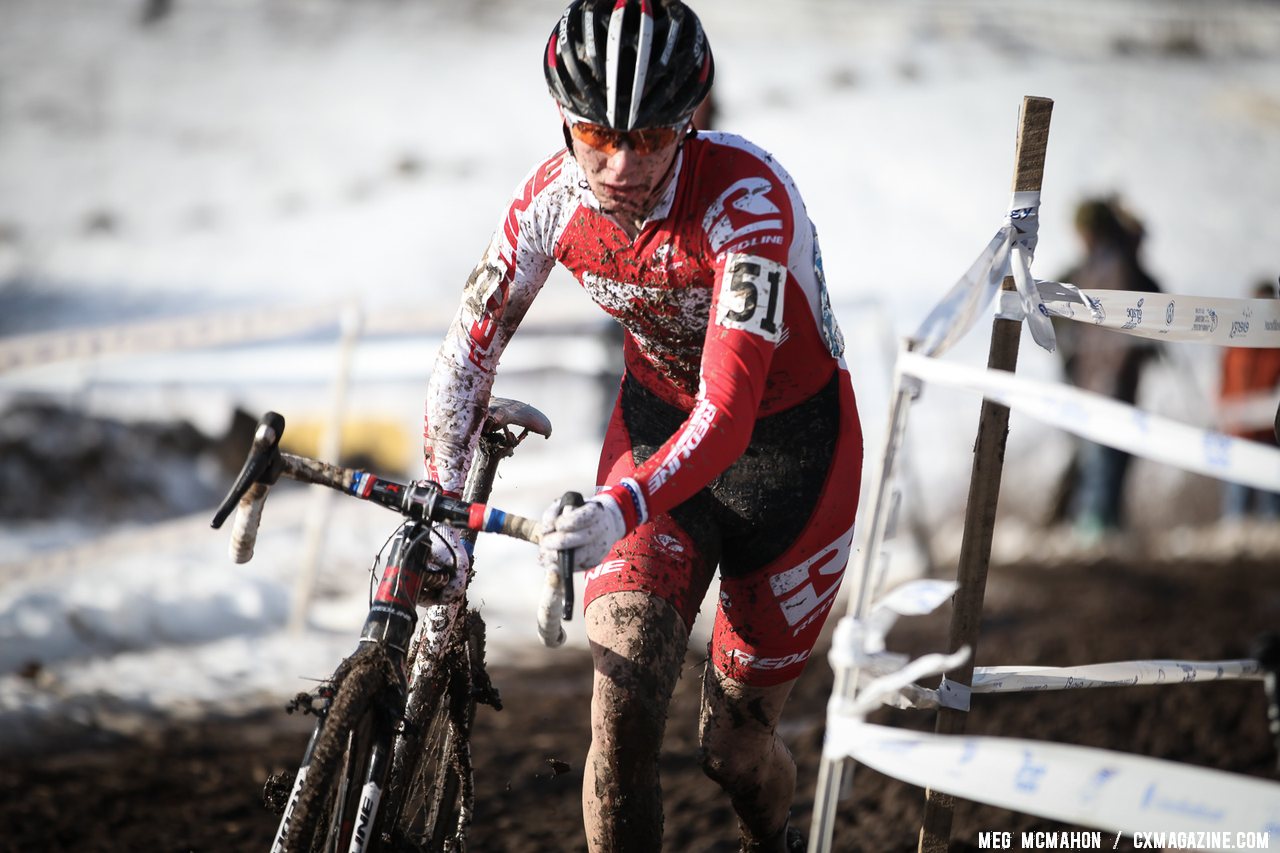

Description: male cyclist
[423,2,862,850]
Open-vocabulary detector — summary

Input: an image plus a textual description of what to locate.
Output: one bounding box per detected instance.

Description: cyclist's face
[570,125,685,224]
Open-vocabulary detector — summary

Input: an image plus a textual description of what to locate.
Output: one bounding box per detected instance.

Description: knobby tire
[383,610,497,852]
[283,644,399,853]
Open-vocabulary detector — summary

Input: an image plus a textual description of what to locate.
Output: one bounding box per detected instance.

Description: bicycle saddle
[485,397,552,439]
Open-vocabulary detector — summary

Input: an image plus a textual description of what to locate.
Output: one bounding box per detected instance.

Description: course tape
[0,303,608,377]
[1037,281,1280,348]
[926,659,1262,711]
[0,304,344,375]
[912,192,1057,358]
[824,719,1280,849]
[0,490,312,582]
[898,350,1280,492]
[827,580,973,715]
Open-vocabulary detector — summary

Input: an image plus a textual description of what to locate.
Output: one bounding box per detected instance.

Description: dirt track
[2,555,1277,852]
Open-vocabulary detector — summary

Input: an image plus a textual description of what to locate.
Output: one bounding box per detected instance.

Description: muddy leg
[698,666,797,853]
[583,591,688,853]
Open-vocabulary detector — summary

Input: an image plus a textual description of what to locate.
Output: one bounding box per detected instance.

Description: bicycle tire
[383,610,497,852]
[283,644,399,853]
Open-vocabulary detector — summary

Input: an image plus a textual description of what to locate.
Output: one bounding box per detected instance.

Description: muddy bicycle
[211,400,580,853]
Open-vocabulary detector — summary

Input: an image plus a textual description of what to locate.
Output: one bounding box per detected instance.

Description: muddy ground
[2,555,1276,852]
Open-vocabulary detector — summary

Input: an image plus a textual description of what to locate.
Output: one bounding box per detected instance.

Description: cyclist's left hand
[539,494,625,572]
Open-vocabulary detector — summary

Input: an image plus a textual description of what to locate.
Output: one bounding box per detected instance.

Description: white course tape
[824,720,1280,849]
[0,304,343,375]
[913,192,1057,357]
[0,302,480,376]
[829,580,959,673]
[974,659,1262,692]
[922,659,1262,711]
[898,350,1280,492]
[828,580,970,714]
[0,491,312,583]
[1037,281,1280,348]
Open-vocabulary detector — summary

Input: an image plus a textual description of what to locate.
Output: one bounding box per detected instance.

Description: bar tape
[1036,281,1280,348]
[823,719,1280,849]
[912,192,1057,358]
[897,350,1280,492]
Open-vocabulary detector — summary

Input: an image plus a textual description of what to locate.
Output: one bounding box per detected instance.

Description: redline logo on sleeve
[646,398,718,493]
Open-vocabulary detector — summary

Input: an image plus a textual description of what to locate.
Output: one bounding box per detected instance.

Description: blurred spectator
[1053,197,1162,538]
[1218,280,1280,520]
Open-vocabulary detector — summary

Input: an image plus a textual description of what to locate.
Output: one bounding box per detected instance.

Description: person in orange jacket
[1219,280,1280,519]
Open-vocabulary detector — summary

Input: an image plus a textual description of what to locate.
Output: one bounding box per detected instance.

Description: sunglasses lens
[631,126,679,154]
[570,122,679,154]
[570,122,624,153]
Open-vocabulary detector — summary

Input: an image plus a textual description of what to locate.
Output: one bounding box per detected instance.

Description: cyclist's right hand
[538,493,624,573]
[418,525,471,605]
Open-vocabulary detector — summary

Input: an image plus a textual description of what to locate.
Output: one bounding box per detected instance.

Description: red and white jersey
[425,131,846,529]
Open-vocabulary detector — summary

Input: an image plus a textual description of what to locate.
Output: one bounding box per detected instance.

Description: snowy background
[2,0,1279,753]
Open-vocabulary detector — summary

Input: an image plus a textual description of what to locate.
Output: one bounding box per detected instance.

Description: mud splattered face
[570,127,684,226]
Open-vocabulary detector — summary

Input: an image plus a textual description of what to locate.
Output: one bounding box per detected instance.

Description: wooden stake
[916,95,1053,853]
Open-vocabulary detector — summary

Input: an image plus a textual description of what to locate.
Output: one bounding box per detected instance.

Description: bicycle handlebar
[210,412,541,565]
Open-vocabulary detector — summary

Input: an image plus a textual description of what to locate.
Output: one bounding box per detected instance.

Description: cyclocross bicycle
[211,399,580,853]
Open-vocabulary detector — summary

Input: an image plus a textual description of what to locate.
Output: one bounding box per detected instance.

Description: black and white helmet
[544,0,714,131]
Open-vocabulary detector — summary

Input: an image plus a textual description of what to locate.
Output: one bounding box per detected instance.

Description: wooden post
[288,303,363,635]
[916,95,1053,853]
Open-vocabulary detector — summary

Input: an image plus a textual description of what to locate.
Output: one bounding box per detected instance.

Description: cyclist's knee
[585,591,687,689]
[698,718,762,785]
[698,665,795,784]
[592,674,667,749]
[585,591,686,750]
[699,690,768,783]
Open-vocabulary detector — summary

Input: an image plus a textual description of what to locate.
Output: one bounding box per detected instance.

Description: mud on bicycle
[211,398,578,853]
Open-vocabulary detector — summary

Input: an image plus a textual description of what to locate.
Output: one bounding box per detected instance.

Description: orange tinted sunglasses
[568,120,684,155]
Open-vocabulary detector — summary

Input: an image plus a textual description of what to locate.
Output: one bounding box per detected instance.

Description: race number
[716,253,786,342]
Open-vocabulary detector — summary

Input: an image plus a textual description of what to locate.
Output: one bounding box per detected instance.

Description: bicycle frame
[270,520,425,853]
[266,419,537,853]
[378,423,527,847]
[211,401,558,853]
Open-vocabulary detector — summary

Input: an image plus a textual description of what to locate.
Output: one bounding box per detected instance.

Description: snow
[2,0,1279,750]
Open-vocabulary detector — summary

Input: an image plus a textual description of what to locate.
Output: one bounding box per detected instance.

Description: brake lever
[210,411,287,529]
[557,491,584,621]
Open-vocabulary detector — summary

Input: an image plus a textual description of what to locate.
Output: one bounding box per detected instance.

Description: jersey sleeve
[598,165,798,530]
[424,155,568,496]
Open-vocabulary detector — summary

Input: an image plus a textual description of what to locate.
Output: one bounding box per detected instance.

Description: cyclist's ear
[562,122,574,153]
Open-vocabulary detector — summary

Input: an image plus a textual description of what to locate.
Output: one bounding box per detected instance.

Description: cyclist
[423,2,862,850]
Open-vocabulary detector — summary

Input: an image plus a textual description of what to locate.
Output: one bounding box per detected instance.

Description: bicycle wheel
[282,643,400,853]
[384,609,498,852]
